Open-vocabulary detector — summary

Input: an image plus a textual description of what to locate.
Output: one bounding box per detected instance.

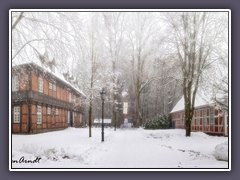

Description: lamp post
[100,88,106,142]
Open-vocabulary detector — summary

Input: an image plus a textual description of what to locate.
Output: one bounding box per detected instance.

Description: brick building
[11,60,85,134]
[170,94,228,136]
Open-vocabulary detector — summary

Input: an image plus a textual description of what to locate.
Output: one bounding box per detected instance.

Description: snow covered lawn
[11,128,228,169]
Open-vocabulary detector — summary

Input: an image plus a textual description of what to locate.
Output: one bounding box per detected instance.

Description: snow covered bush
[144,114,171,129]
[213,141,228,161]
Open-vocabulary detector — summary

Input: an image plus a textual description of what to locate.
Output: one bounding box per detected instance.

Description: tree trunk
[184,87,194,137]
[136,92,143,127]
[112,60,117,130]
[185,105,192,137]
[88,57,94,137]
[113,108,117,130]
[88,98,92,137]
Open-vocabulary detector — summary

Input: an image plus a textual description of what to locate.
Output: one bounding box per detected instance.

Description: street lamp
[100,88,106,142]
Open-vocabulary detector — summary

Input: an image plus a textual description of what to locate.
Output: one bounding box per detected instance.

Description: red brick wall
[21,104,28,133]
[171,106,226,135]
[12,124,20,133]
[13,68,84,134]
[43,79,49,95]
[19,73,29,91]
[42,106,47,129]
[12,103,29,133]
[31,104,37,132]
[32,73,38,92]
[57,86,61,99]
[47,111,52,129]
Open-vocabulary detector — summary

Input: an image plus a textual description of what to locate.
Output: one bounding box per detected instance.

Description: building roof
[170,91,214,113]
[12,57,86,98]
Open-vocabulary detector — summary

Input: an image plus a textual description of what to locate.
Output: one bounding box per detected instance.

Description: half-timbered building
[12,58,85,134]
[170,94,228,136]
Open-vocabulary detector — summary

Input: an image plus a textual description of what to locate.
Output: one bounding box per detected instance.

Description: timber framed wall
[171,106,228,136]
[11,63,84,134]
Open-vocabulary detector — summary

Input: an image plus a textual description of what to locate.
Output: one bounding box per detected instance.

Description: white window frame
[53,83,56,91]
[38,77,43,93]
[12,76,19,92]
[68,111,70,123]
[13,106,20,123]
[55,108,58,115]
[47,107,51,115]
[49,82,53,90]
[52,108,55,115]
[37,105,42,124]
[80,114,82,123]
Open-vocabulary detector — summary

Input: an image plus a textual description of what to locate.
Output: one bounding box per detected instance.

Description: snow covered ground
[11,128,228,169]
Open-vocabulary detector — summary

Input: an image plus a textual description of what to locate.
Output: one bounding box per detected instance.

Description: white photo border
[9,9,231,171]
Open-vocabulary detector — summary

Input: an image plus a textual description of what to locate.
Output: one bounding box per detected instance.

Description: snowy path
[88,129,161,167]
[12,128,228,169]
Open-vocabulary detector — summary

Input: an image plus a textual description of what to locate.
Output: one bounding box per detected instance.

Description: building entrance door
[70,112,73,127]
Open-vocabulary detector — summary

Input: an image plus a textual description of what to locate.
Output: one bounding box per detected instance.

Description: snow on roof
[12,53,86,97]
[170,91,214,113]
[93,119,112,124]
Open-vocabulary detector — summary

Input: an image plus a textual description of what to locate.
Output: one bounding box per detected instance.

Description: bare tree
[168,12,226,136]
[12,12,24,30]
[85,13,103,137]
[127,13,159,127]
[102,12,125,130]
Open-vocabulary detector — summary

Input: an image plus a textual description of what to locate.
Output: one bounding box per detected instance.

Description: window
[53,83,56,91]
[47,107,51,115]
[203,109,207,127]
[68,111,70,123]
[38,77,43,93]
[69,93,72,102]
[197,110,200,117]
[197,117,200,126]
[49,82,53,90]
[72,112,75,123]
[37,106,42,124]
[193,118,196,125]
[210,108,214,125]
[80,114,82,123]
[12,76,19,91]
[13,106,20,123]
[196,110,200,125]
[55,108,58,115]
[52,108,55,115]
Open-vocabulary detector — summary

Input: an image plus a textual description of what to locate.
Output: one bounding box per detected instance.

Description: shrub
[144,114,171,129]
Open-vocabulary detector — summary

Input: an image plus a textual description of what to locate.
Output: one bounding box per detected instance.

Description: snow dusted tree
[82,13,104,137]
[127,13,160,127]
[12,12,80,69]
[167,12,228,136]
[12,11,228,134]
[102,12,126,130]
[205,14,228,112]
[12,12,24,30]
